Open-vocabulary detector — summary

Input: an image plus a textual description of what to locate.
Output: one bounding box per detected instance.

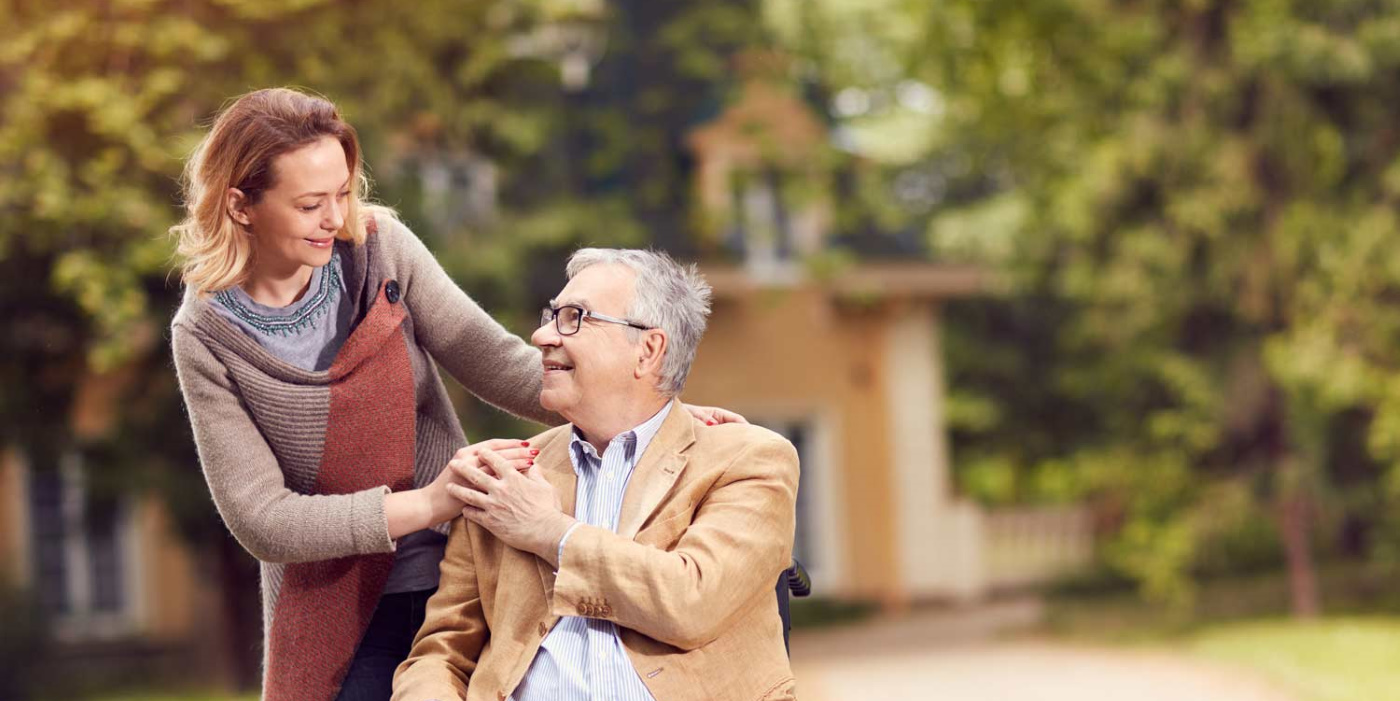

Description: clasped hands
[442,440,574,567]
[434,404,744,565]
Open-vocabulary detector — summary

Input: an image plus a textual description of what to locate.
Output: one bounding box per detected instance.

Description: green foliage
[776,0,1400,607]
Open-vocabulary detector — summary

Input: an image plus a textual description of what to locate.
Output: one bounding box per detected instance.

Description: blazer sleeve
[171,324,395,563]
[378,215,563,427]
[550,435,799,651]
[392,517,485,701]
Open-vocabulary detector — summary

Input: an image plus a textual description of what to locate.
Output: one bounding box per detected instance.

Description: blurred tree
[771,0,1400,615]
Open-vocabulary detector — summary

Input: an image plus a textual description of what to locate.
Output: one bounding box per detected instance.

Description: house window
[25,451,139,639]
[726,169,795,267]
[754,415,843,589]
[29,467,70,614]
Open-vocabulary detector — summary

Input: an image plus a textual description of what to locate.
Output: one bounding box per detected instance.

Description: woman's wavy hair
[171,87,392,295]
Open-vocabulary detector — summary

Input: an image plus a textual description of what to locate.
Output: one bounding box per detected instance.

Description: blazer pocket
[636,503,695,549]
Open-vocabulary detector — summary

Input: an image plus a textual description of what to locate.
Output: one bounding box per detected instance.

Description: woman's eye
[299,204,320,212]
[337,191,350,200]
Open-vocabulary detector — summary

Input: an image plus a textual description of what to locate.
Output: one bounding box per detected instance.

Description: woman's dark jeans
[334,588,436,701]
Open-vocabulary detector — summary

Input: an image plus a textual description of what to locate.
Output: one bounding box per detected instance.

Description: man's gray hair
[566,248,713,396]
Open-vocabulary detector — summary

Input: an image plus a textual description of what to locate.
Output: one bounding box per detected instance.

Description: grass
[1188,618,1400,701]
[1042,562,1400,701]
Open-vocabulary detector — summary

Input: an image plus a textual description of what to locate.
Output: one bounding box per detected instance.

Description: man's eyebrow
[551,297,590,308]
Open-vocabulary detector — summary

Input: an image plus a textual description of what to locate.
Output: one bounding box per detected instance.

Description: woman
[169,88,739,701]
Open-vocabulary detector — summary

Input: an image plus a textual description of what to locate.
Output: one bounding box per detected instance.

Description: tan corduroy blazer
[392,405,801,701]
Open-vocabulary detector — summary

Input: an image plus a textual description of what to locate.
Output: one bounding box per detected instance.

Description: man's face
[531,264,640,421]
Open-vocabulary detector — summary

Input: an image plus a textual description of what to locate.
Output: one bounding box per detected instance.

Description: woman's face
[232,135,351,275]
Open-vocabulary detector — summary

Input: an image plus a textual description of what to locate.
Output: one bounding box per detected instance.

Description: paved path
[789,600,1297,701]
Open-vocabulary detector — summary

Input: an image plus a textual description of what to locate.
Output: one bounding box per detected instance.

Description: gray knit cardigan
[170,214,556,694]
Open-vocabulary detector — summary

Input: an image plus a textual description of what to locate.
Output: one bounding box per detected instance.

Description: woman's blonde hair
[171,87,392,295]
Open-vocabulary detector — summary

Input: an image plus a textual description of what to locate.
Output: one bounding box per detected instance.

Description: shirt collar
[569,400,675,470]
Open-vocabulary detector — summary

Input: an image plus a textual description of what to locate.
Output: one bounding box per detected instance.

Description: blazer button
[496,692,506,701]
[385,279,401,304]
[576,602,588,616]
[538,621,549,636]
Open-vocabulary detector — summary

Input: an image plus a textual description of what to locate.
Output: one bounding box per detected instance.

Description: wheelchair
[776,557,811,653]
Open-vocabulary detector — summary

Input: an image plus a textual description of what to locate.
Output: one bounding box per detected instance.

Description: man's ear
[226,187,253,228]
[635,328,668,381]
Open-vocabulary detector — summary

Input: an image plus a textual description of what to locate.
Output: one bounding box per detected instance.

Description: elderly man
[392,249,800,701]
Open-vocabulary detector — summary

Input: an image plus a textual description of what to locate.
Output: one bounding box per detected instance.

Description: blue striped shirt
[511,401,675,701]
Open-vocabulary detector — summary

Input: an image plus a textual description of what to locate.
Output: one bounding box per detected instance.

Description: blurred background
[4,0,1400,699]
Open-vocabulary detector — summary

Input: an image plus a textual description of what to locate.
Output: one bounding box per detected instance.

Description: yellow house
[680,51,1093,607]
[684,262,993,606]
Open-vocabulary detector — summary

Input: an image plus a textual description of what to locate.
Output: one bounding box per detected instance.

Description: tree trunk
[1261,384,1323,619]
[1278,488,1321,618]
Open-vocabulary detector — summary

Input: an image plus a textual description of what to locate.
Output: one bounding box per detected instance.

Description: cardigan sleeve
[171,323,396,563]
[375,214,563,427]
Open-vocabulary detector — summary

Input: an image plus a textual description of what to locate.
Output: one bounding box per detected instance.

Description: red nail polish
[706,420,715,426]
[521,441,530,447]
[530,449,540,455]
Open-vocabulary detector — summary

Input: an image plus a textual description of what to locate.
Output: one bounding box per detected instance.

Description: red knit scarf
[264,279,418,701]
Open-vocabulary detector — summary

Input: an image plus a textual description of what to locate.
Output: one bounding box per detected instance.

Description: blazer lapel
[534,433,577,596]
[616,404,696,540]
[536,435,577,518]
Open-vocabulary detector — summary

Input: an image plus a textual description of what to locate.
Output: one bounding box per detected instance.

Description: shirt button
[384,279,401,304]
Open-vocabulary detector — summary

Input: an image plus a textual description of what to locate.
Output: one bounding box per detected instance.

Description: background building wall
[685,286,901,601]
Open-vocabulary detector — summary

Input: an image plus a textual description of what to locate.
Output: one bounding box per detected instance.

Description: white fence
[980,505,1095,590]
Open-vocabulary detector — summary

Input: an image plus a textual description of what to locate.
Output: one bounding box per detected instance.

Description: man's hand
[446,448,575,566]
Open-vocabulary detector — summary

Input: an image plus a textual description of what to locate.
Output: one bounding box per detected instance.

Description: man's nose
[532,319,560,348]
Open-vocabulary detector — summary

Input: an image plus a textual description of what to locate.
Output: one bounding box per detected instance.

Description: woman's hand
[387,438,537,538]
[682,403,749,426]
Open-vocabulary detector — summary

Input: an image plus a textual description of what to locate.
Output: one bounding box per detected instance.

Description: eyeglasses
[541,304,652,336]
